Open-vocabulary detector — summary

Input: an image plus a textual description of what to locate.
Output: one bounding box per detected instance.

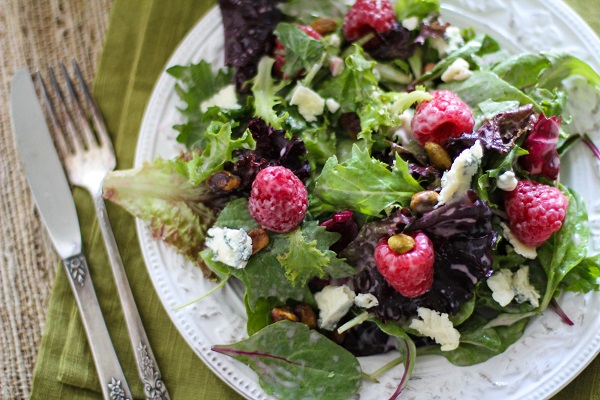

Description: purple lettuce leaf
[218,0,283,92]
[518,113,562,180]
[336,192,495,322]
[446,104,536,156]
[224,118,310,192]
[319,211,359,254]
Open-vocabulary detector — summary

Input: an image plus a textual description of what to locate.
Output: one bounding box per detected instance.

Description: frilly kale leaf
[166,61,239,148]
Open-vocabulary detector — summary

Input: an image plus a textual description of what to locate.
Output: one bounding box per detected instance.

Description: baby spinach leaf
[538,188,589,310]
[419,317,529,366]
[212,197,259,231]
[491,54,551,89]
[213,321,362,400]
[559,254,600,294]
[314,145,423,216]
[441,71,541,113]
[537,52,600,90]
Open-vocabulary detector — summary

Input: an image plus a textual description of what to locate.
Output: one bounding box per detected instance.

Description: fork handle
[92,189,170,400]
[63,253,134,400]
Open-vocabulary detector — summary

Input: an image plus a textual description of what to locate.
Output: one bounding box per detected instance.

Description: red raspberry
[374,232,435,298]
[248,166,308,233]
[342,0,396,43]
[503,180,569,247]
[274,25,322,77]
[411,90,475,147]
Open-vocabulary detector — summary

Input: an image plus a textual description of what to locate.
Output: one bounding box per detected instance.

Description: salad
[103,0,600,399]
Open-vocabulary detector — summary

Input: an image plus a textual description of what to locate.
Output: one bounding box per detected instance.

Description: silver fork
[38,61,170,400]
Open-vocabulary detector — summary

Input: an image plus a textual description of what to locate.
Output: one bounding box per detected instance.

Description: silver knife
[10,67,134,400]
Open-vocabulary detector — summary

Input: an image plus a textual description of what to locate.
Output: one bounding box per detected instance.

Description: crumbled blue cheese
[354,293,379,309]
[430,26,464,56]
[487,266,541,308]
[500,221,537,259]
[200,84,241,113]
[314,285,356,330]
[513,266,541,307]
[205,227,252,269]
[401,16,419,31]
[438,141,484,205]
[409,307,460,351]
[441,58,472,82]
[290,84,325,122]
[497,171,518,191]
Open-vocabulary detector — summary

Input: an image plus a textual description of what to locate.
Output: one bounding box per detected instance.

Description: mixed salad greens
[103,0,600,398]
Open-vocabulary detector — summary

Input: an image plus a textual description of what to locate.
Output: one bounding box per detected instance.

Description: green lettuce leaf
[277,0,347,25]
[185,122,255,186]
[394,0,440,20]
[103,156,217,275]
[314,145,423,216]
[274,23,325,78]
[251,57,288,129]
[213,320,362,400]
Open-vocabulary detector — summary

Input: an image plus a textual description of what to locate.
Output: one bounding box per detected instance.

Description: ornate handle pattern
[62,253,133,400]
[92,189,170,399]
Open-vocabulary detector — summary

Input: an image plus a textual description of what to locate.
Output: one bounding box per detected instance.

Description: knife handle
[63,253,134,400]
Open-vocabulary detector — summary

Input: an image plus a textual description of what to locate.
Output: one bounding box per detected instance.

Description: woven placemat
[0,2,111,398]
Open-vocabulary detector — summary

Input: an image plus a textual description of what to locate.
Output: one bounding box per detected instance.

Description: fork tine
[47,66,85,154]
[58,62,99,149]
[71,60,112,148]
[36,70,71,157]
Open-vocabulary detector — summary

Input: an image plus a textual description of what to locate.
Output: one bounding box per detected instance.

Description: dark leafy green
[213,321,362,400]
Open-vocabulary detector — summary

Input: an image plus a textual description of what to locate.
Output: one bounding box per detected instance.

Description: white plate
[135,1,600,399]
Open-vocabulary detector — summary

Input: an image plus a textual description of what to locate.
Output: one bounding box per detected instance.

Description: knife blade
[10,67,134,400]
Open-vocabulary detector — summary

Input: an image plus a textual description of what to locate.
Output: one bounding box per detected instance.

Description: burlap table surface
[2,1,600,400]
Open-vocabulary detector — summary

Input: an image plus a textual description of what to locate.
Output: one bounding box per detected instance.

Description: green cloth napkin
[29,0,600,399]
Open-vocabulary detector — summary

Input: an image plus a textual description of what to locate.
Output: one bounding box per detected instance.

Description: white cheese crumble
[430,26,464,56]
[290,84,325,122]
[500,221,537,259]
[513,266,541,307]
[486,269,515,306]
[329,56,344,77]
[314,285,356,330]
[401,16,419,31]
[487,266,541,308]
[438,141,484,205]
[354,293,379,309]
[409,307,460,351]
[205,227,252,269]
[441,57,472,82]
[200,84,241,113]
[496,170,518,191]
[326,98,341,114]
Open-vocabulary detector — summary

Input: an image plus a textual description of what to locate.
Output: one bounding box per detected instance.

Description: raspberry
[342,0,396,43]
[274,25,322,77]
[248,166,308,233]
[503,180,569,247]
[374,232,435,298]
[411,90,475,147]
